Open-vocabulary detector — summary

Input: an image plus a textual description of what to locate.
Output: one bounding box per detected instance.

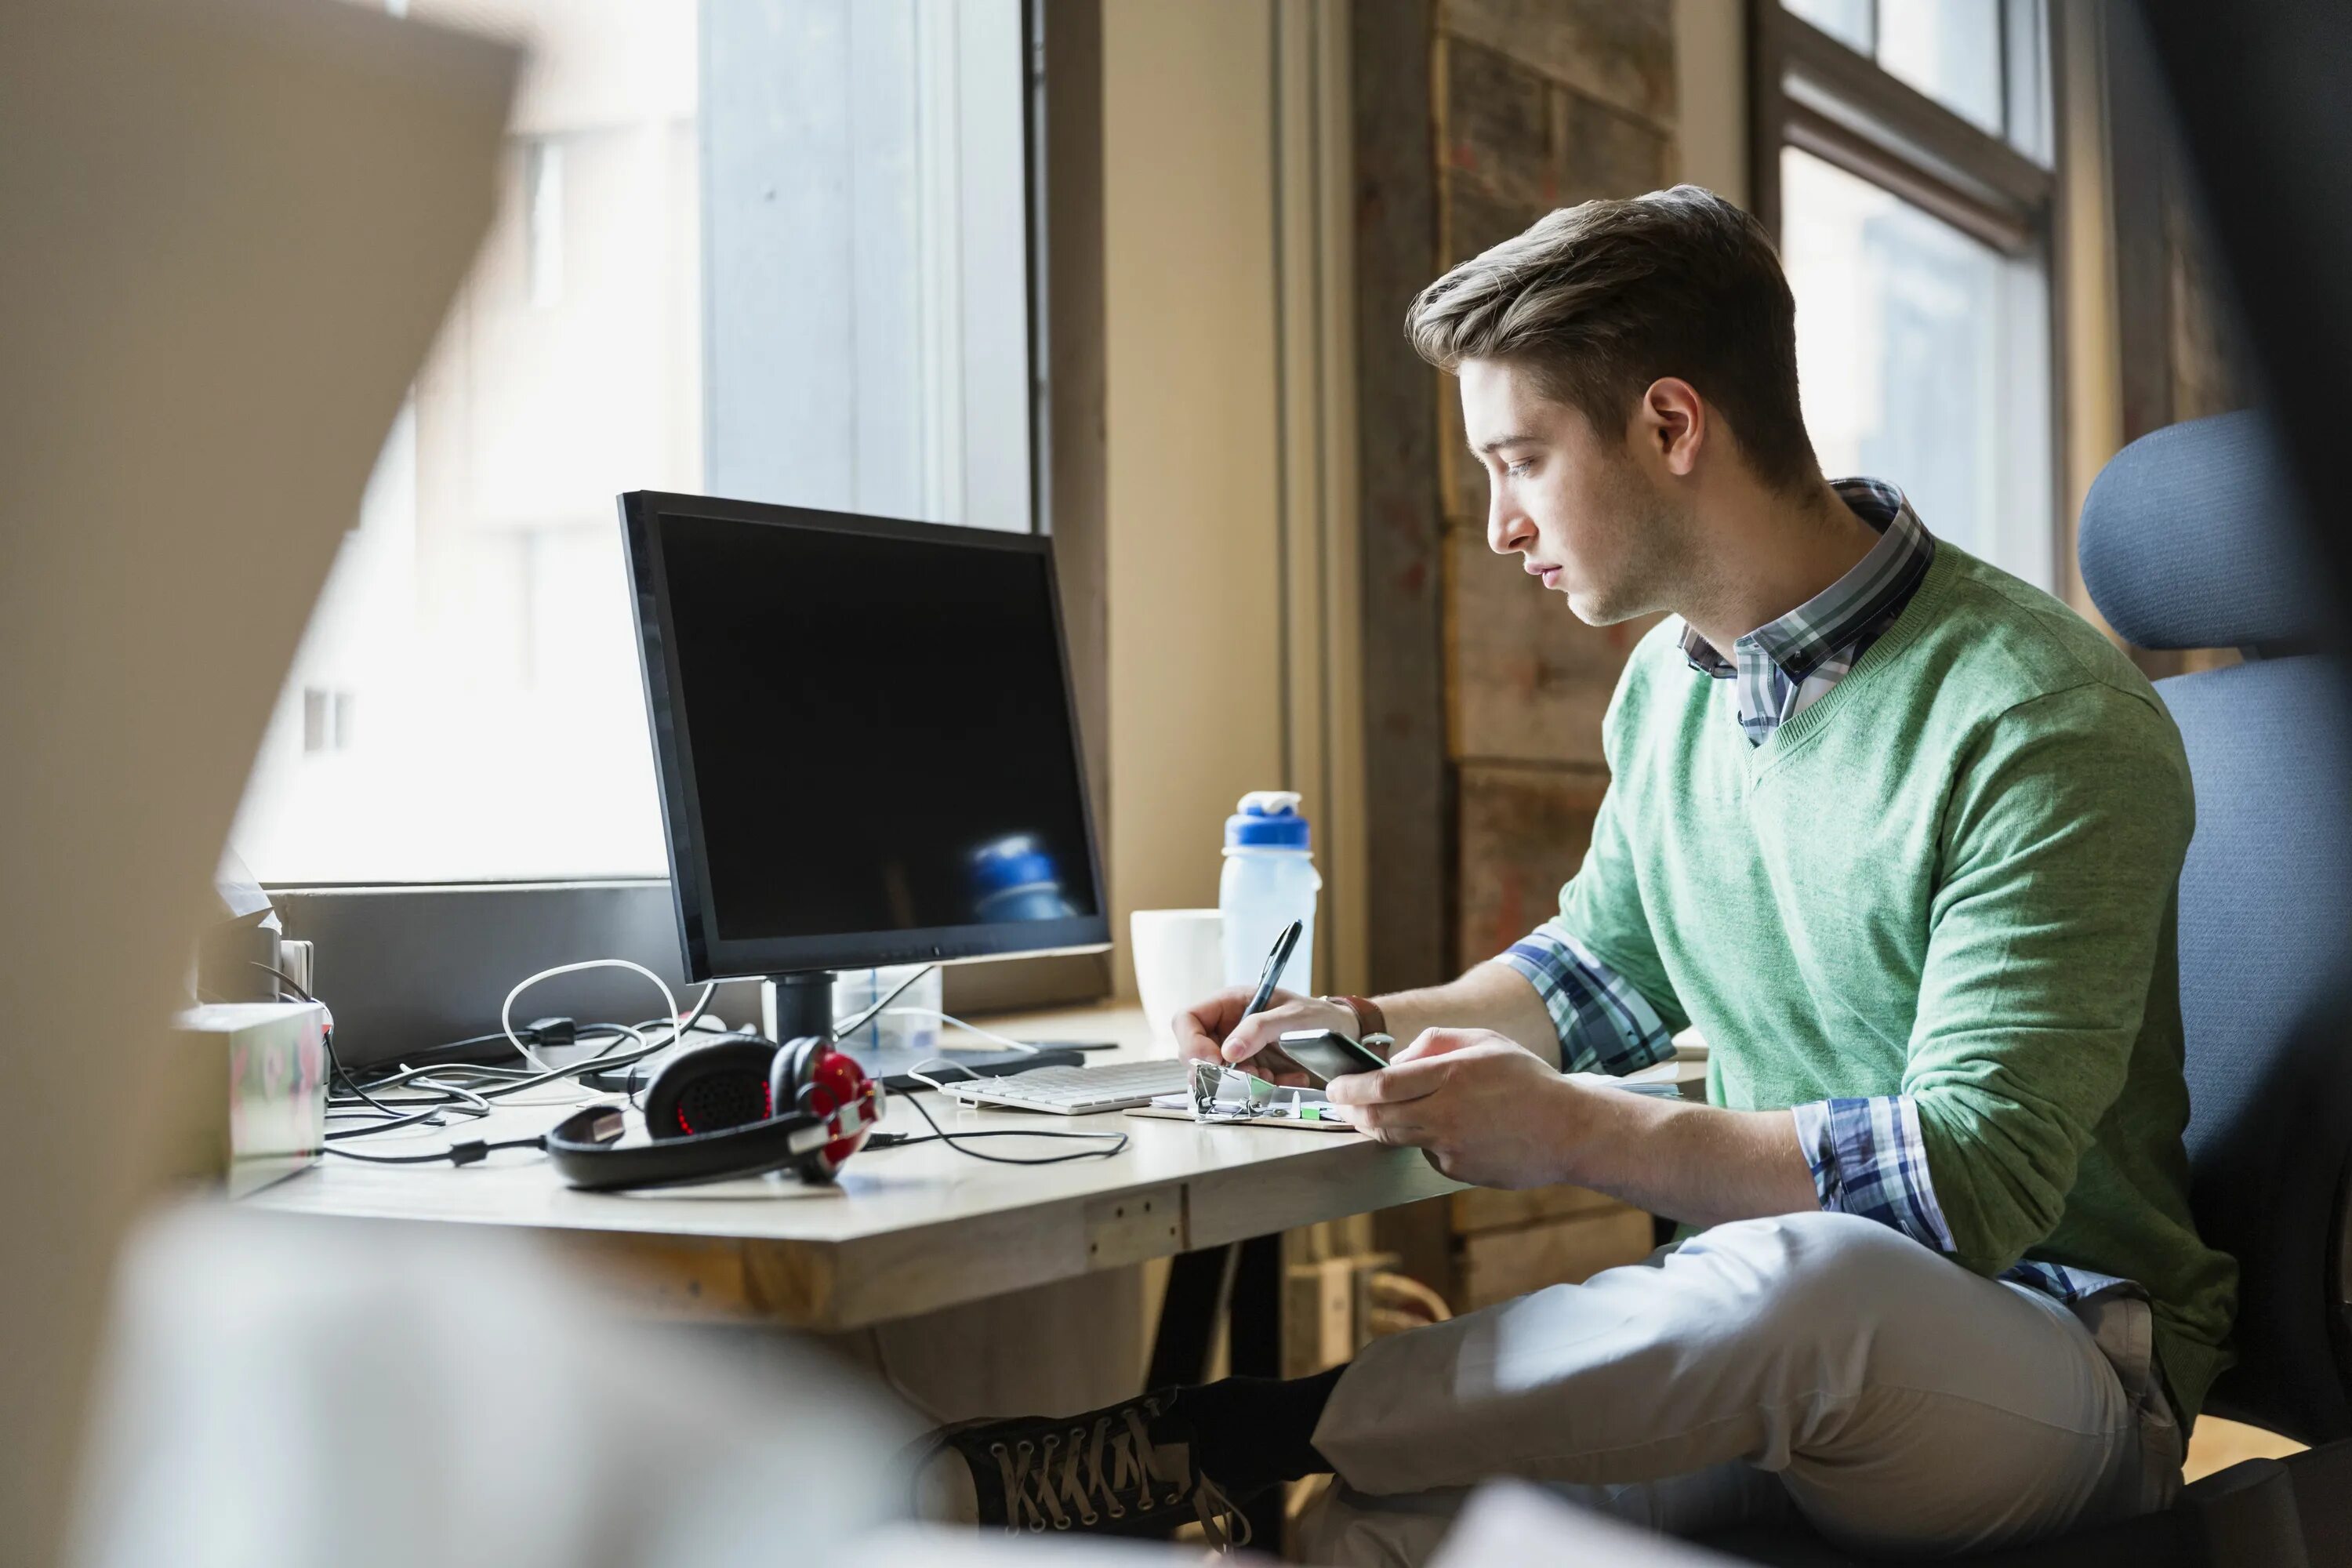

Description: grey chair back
[2080,409,2352,1443]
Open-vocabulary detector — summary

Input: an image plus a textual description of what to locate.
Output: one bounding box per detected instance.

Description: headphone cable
[873,1087,1129,1166]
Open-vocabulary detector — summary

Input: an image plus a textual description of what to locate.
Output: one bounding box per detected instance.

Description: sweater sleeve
[1549,772,1692,1044]
[1903,683,2194,1277]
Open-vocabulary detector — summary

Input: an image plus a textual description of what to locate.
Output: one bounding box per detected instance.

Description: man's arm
[1805,688,2194,1276]
[1182,959,1562,1076]
[1322,1027,1820,1222]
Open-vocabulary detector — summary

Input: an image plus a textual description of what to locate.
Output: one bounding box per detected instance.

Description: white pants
[1300,1212,2182,1566]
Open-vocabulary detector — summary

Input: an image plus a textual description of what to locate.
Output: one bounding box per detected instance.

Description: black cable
[252,960,433,1132]
[877,1087,1129,1167]
[342,996,706,1108]
[282,960,1116,1173]
[339,1025,636,1101]
[300,969,720,1150]
[325,985,723,1150]
[326,1135,546,1167]
[328,1098,489,1141]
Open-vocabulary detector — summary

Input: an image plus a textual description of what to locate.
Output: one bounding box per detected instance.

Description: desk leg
[1147,1243,1240,1388]
[1225,1235,1289,1548]
[1145,1236,1289,1550]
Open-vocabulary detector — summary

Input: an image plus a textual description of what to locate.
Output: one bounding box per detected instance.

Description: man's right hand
[1171,988,1363,1088]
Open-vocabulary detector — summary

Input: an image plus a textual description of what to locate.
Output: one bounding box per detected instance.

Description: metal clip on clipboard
[1181,1058,1341,1124]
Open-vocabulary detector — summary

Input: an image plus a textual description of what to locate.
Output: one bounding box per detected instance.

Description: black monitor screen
[633,499,1103,976]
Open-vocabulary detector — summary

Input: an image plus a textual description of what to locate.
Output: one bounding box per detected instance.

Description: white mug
[1130,908,1225,1048]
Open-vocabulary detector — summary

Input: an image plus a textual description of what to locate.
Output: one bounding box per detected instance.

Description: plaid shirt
[1678,477,1934,745]
[1501,478,2126,1307]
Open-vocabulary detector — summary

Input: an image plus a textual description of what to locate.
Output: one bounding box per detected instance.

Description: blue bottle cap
[1225,789,1310,850]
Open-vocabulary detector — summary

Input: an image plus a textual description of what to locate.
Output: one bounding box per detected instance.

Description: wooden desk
[246,1004,1469,1331]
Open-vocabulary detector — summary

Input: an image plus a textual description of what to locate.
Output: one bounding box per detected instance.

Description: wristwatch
[1323,994,1394,1054]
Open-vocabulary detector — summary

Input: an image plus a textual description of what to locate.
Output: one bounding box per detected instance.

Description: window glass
[234,0,1031,884]
[1780,147,2052,588]
[1871,0,2003,136]
[2001,0,2054,165]
[1783,0,2014,143]
[1782,0,1873,55]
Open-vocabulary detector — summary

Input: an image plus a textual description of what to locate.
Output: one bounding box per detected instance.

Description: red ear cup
[805,1047,878,1176]
[768,1036,878,1180]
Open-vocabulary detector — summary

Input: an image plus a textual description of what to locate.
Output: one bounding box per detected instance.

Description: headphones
[544,1033,882,1192]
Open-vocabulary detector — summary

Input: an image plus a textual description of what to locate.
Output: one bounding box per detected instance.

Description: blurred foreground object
[67,1207,908,1568]
[164,1003,329,1198]
[1425,1483,1737,1567]
[0,1,514,1559]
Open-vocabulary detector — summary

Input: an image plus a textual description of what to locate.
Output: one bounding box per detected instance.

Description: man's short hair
[1405,185,1818,492]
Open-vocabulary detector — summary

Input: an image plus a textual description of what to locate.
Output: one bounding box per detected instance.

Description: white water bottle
[1219,790,1321,995]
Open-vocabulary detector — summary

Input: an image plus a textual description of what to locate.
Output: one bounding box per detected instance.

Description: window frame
[262,0,1112,1032]
[1748,0,2068,589]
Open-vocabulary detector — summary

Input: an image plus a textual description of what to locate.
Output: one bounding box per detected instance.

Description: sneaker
[904,1390,1253,1549]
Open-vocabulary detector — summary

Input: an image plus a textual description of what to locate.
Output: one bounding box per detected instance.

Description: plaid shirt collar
[1681,477,1936,746]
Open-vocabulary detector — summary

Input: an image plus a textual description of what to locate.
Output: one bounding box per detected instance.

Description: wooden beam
[1352,0,1454,990]
[1774,9,2053,217]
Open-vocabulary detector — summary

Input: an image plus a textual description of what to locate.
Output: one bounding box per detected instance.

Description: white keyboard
[939,1059,1192,1116]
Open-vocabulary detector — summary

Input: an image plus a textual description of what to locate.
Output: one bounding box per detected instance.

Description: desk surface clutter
[248,1004,1704,1330]
[247,1006,1394,1327]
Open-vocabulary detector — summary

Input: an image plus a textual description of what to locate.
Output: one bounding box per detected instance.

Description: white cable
[502,959,680,1075]
[905,1058,983,1095]
[873,1008,1041,1057]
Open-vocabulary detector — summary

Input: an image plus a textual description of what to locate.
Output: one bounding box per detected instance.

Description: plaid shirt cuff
[1791,1094,1958,1253]
[1497,920,1675,1076]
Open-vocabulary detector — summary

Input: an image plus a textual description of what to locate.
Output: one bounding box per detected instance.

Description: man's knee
[1664,1211,1937,1345]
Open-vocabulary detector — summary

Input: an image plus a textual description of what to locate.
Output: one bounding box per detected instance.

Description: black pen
[1241,920,1305,1022]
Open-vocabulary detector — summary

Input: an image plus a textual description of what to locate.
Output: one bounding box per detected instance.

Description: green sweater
[1561,542,2238,1421]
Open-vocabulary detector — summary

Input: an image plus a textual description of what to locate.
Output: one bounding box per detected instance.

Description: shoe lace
[1190,1472,1254,1553]
[987,1397,1196,1534]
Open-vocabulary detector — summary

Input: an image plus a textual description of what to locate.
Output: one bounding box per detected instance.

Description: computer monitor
[619,492,1109,1040]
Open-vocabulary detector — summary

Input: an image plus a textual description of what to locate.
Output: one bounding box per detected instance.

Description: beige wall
[1102,0,1286,998]
[1673,0,1749,207]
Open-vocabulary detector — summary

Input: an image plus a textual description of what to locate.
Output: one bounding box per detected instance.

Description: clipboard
[1123,1102,1360,1133]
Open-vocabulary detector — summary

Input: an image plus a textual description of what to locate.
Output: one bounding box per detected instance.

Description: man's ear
[1639,378,1706,477]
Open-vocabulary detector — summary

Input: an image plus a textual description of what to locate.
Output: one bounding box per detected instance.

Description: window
[233,0,1034,884]
[1756,0,2058,589]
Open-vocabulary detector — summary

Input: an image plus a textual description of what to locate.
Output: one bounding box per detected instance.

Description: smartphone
[1272,1028,1387,1085]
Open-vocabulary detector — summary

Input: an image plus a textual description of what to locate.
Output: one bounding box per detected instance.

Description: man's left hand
[1322,1029,1584,1188]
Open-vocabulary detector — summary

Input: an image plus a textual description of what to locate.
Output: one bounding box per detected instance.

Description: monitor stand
[759,966,1094,1091]
[760,967,929,1084]
[759,969,837,1043]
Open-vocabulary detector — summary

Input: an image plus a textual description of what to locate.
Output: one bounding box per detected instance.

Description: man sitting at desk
[910,185,2235,1560]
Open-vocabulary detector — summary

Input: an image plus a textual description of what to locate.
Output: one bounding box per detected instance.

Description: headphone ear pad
[768,1035,823,1119]
[644,1036,781,1141]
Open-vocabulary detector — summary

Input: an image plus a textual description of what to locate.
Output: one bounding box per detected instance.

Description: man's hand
[1171,987,1359,1088]
[1323,1028,1583,1188]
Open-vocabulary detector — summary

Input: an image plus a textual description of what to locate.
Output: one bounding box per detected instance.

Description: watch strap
[1327,993,1387,1044]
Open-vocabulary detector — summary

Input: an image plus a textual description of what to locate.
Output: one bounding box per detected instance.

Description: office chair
[1704,410,2352,1567]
